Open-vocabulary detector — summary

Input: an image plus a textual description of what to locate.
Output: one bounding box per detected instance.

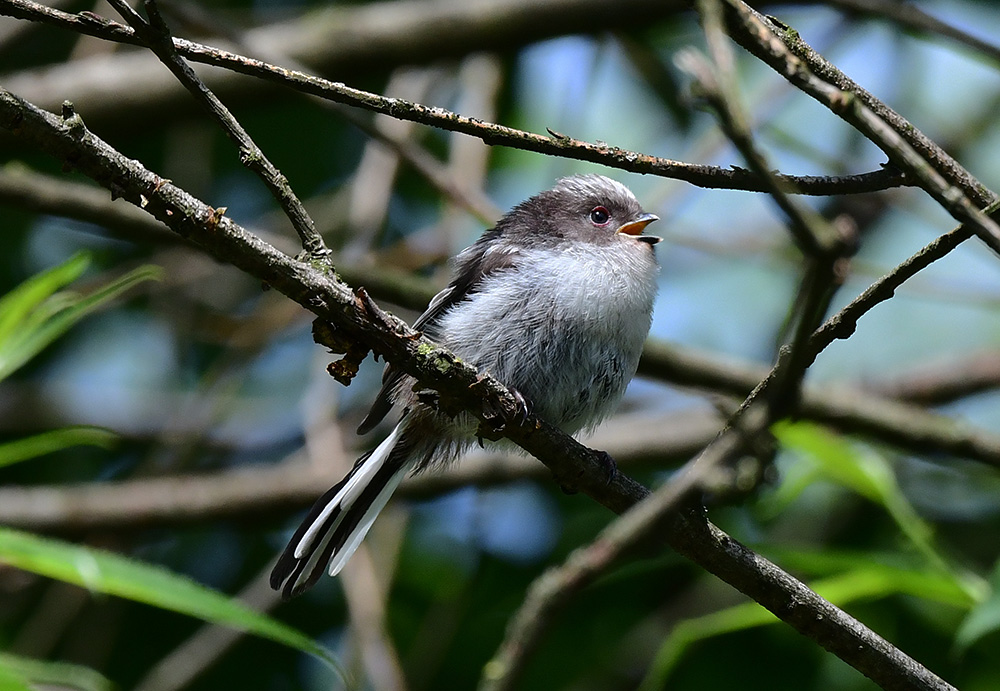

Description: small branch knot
[312,319,370,386]
[61,101,85,135]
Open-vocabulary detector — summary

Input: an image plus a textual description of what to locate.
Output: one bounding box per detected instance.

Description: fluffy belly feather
[434,242,657,433]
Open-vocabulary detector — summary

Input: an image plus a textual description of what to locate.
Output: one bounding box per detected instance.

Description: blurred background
[2,0,1000,689]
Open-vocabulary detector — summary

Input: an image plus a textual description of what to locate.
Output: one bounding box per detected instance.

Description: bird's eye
[590,206,610,225]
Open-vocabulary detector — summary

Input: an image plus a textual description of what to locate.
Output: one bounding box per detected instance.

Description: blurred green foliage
[0,253,335,687]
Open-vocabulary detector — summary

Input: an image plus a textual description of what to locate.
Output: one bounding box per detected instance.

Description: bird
[270,174,660,598]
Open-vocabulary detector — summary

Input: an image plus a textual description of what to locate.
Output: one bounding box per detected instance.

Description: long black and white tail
[270,426,409,599]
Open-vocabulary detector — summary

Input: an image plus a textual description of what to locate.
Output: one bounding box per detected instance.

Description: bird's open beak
[617,213,660,244]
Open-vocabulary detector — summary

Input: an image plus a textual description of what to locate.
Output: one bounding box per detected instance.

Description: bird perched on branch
[271,174,660,598]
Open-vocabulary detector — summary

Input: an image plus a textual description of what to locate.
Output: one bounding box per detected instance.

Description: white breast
[434,239,658,433]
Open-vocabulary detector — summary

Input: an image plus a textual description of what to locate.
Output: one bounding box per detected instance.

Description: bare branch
[481,407,774,691]
[871,351,1000,406]
[0,0,910,196]
[722,1,1000,225]
[134,567,282,691]
[156,0,501,226]
[106,0,328,258]
[640,341,1000,469]
[0,411,719,532]
[680,0,853,424]
[0,163,185,246]
[1,0,689,127]
[822,0,1000,67]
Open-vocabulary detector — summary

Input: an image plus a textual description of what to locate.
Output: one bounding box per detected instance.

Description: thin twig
[640,213,1000,472]
[756,1,997,208]
[871,351,1000,406]
[480,409,771,691]
[804,225,983,362]
[823,0,1000,72]
[105,0,329,259]
[638,339,1000,469]
[134,566,283,691]
[679,0,852,419]
[156,0,500,226]
[0,0,911,197]
[722,1,1000,244]
[0,162,186,246]
[676,0,1000,446]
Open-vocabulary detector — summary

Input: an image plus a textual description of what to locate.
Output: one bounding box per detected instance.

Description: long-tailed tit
[271,174,660,597]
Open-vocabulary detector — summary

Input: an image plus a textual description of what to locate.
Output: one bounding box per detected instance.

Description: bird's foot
[474,386,534,442]
[511,388,533,426]
[596,450,618,486]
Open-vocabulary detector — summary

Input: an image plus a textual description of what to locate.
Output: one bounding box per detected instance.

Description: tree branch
[0,0,910,196]
[481,406,775,691]
[3,162,998,471]
[679,0,852,425]
[2,0,689,129]
[820,0,1000,65]
[0,86,956,690]
[0,411,720,532]
[870,351,1000,406]
[156,0,502,226]
[722,0,999,221]
[106,0,328,259]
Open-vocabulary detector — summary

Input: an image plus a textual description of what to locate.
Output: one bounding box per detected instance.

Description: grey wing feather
[356,284,457,434]
[356,228,516,435]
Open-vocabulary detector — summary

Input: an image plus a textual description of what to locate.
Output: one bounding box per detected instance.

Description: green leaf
[0,528,343,680]
[639,561,973,690]
[956,559,1000,653]
[0,663,31,691]
[0,253,90,345]
[774,421,930,547]
[773,421,987,601]
[0,653,112,691]
[774,421,896,504]
[0,426,118,469]
[0,254,163,382]
[765,547,977,608]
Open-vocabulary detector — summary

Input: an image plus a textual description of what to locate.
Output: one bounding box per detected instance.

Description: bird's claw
[475,417,506,442]
[415,389,440,409]
[511,388,533,426]
[597,451,618,486]
[473,386,534,443]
